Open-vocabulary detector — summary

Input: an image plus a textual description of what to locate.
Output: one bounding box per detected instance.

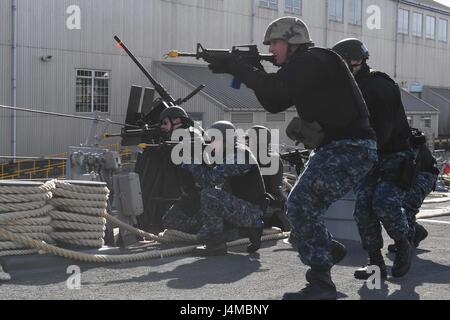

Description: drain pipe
[394,0,399,79]
[250,0,255,43]
[11,0,17,161]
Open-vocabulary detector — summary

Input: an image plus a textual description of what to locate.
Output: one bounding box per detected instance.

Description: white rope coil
[51,220,105,232]
[0,201,47,213]
[48,211,106,225]
[0,205,53,224]
[52,188,109,201]
[0,181,56,280]
[2,216,52,226]
[49,198,107,209]
[54,181,109,195]
[0,225,54,234]
[49,181,109,249]
[0,179,289,283]
[0,192,52,203]
[0,180,55,194]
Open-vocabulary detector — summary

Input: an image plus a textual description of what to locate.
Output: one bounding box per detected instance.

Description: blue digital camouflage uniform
[288,139,377,270]
[162,203,204,235]
[353,150,414,252]
[182,149,264,244]
[404,171,438,240]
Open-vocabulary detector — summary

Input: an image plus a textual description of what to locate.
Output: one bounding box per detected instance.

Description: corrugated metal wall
[1,0,450,157]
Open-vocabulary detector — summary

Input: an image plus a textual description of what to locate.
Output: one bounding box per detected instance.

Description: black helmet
[159,106,189,122]
[331,38,370,61]
[246,125,271,146]
[208,121,236,140]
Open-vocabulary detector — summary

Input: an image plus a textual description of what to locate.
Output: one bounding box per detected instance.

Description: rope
[0,205,53,224]
[0,192,52,203]
[0,227,289,264]
[49,198,107,209]
[48,211,105,225]
[0,181,56,281]
[0,179,289,282]
[54,181,109,194]
[0,201,47,213]
[52,189,109,201]
[0,180,55,194]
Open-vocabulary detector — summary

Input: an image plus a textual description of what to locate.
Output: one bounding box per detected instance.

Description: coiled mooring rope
[0,180,289,281]
[48,181,109,248]
[0,180,56,281]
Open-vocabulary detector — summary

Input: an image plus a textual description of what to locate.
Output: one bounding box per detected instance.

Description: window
[421,116,431,128]
[438,18,448,42]
[398,9,409,34]
[412,12,423,37]
[426,16,436,39]
[259,0,278,10]
[407,116,413,126]
[231,113,254,123]
[285,0,301,15]
[266,112,286,122]
[328,0,344,22]
[76,70,109,113]
[348,0,362,25]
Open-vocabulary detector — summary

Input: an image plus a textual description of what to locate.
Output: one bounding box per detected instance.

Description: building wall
[1,0,450,157]
[423,87,450,135]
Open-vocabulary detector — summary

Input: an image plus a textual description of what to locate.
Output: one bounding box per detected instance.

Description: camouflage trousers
[161,203,204,235]
[196,188,263,244]
[288,139,377,271]
[354,151,414,252]
[405,171,438,240]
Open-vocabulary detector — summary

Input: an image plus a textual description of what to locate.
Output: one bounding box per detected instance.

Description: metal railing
[0,144,134,180]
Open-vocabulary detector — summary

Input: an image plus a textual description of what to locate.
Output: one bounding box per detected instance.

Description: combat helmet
[159,106,190,122]
[263,16,313,45]
[331,38,370,61]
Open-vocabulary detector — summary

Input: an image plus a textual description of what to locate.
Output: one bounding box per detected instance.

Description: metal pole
[12,0,17,162]
[0,104,138,128]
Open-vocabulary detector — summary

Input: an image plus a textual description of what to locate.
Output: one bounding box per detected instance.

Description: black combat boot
[392,237,413,278]
[354,249,388,280]
[283,268,337,300]
[305,240,347,283]
[247,223,264,253]
[330,239,347,265]
[388,223,429,253]
[413,224,428,248]
[192,241,228,256]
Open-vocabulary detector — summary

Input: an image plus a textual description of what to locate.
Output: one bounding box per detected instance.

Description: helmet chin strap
[347,59,365,73]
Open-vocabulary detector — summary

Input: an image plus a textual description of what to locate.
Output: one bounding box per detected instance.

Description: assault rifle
[166,43,275,89]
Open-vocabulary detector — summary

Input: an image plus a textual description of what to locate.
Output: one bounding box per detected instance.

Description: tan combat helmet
[263,16,313,45]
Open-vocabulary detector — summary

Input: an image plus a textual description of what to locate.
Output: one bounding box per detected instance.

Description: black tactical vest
[226,145,266,206]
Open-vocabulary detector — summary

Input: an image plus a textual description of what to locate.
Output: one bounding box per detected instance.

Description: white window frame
[421,116,432,128]
[348,0,362,26]
[76,69,110,113]
[285,0,301,15]
[438,18,448,42]
[426,16,436,39]
[398,9,409,35]
[259,0,278,10]
[412,12,423,37]
[328,0,344,23]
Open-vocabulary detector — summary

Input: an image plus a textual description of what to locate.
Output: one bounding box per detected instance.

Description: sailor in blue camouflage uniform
[388,129,440,253]
[333,38,415,280]
[182,121,266,256]
[160,106,205,235]
[206,17,377,300]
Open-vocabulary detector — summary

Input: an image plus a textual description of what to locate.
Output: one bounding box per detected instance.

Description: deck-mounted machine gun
[166,43,275,89]
[108,36,206,147]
